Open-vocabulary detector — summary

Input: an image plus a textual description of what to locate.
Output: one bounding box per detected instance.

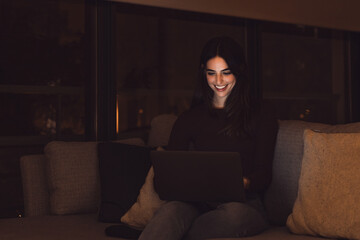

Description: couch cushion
[264,120,329,225]
[44,138,144,215]
[45,141,99,215]
[265,120,360,226]
[120,166,167,228]
[98,142,151,223]
[147,114,177,147]
[120,146,167,228]
[287,130,360,239]
[20,154,50,216]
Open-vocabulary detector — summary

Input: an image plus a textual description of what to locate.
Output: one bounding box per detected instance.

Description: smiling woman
[135,36,279,240]
[193,36,251,137]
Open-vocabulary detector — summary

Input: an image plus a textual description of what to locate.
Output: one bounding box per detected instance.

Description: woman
[139,36,278,240]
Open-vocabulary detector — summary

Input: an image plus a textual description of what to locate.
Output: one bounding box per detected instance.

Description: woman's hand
[243,177,250,190]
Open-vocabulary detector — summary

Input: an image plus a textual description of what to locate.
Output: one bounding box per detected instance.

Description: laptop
[151,151,245,202]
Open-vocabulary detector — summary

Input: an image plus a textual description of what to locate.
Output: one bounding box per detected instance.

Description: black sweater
[167,103,278,195]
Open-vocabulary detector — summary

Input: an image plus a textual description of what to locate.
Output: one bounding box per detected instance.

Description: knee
[218,202,254,218]
[140,201,199,240]
[155,201,199,220]
[159,201,194,213]
[185,202,268,239]
[222,202,265,217]
[220,202,269,233]
[219,202,247,211]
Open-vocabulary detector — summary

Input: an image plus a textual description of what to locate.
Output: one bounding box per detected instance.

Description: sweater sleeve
[247,107,278,194]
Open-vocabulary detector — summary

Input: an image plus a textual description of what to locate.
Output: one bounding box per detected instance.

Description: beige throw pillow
[45,141,99,215]
[287,130,360,239]
[121,146,167,228]
[264,120,330,225]
[121,166,167,228]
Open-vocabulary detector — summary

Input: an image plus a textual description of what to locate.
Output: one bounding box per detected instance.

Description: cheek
[206,76,214,85]
[228,76,236,85]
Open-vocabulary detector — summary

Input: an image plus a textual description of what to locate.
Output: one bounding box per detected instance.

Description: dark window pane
[0,1,86,86]
[0,92,85,137]
[0,93,57,136]
[115,9,245,136]
[261,24,346,124]
[0,0,87,140]
[265,99,336,123]
[60,95,85,136]
[262,33,332,94]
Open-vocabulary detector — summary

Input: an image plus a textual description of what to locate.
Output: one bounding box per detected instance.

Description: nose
[215,73,224,85]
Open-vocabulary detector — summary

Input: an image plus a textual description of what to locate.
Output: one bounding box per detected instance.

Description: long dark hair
[191,36,253,137]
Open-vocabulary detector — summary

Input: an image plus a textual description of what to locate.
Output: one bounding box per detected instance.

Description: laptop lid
[151,151,245,202]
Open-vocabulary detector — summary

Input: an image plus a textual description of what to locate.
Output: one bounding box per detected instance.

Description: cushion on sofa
[120,166,166,228]
[44,138,144,215]
[45,141,99,215]
[147,114,177,148]
[120,146,167,228]
[98,142,151,223]
[264,120,329,225]
[265,120,360,226]
[287,130,360,239]
[20,154,50,216]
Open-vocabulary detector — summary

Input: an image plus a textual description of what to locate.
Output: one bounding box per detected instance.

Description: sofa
[1,114,360,240]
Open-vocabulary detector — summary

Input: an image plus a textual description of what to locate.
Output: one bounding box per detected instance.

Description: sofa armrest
[20,154,50,216]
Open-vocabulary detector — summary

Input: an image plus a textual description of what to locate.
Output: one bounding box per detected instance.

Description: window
[0,0,87,143]
[113,4,247,138]
[0,0,88,218]
[260,23,348,124]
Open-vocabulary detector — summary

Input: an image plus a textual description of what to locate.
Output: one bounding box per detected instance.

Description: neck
[212,97,225,109]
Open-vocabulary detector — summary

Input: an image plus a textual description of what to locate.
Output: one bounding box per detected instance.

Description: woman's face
[205,56,236,108]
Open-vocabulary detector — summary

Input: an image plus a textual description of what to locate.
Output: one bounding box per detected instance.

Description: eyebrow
[205,68,231,72]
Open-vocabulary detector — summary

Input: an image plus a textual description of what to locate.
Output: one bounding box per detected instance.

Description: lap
[139,201,200,240]
[155,201,199,217]
[185,200,269,240]
[140,199,268,240]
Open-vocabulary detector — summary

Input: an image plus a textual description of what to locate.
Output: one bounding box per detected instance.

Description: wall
[108,0,360,32]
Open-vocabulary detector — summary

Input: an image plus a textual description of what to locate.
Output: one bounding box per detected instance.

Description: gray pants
[138,199,269,240]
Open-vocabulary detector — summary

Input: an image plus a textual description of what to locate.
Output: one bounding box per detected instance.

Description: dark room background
[0,0,359,218]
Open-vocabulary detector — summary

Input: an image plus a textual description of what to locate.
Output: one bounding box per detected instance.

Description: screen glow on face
[206,56,236,108]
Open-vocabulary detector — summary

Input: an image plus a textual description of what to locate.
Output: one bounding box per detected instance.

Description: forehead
[206,56,229,70]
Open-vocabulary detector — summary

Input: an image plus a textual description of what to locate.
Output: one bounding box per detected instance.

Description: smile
[215,85,228,91]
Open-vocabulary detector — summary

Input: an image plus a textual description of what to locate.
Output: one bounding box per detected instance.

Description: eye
[206,71,215,76]
[222,70,232,75]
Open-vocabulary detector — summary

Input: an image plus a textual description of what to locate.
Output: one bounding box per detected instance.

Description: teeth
[215,85,226,89]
